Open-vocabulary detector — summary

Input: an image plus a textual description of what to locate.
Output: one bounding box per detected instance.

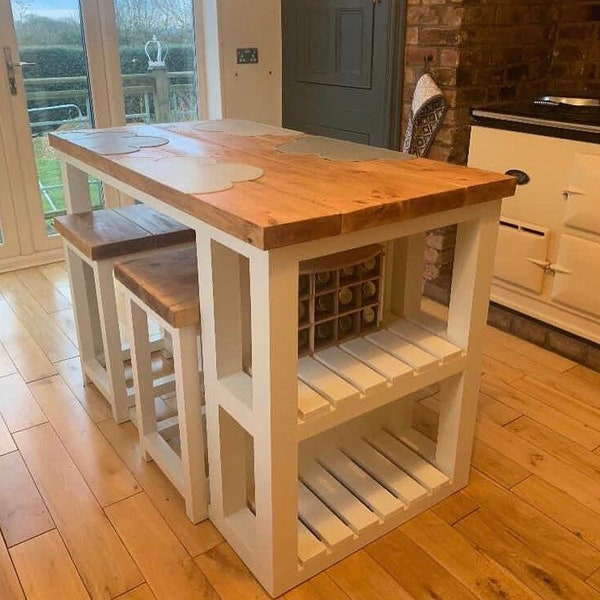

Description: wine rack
[298,244,385,355]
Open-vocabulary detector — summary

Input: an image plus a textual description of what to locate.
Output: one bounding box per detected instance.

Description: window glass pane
[114,0,199,124]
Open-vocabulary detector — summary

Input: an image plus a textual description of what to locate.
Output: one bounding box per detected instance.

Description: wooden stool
[114,245,208,523]
[55,204,195,423]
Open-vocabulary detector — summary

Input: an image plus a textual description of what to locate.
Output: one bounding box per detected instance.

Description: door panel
[551,234,600,318]
[563,152,600,235]
[0,126,21,259]
[296,1,373,89]
[494,218,549,294]
[282,0,394,147]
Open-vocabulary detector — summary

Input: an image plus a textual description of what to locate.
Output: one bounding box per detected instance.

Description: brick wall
[405,0,599,299]
[402,0,558,165]
[402,0,599,164]
[546,0,600,97]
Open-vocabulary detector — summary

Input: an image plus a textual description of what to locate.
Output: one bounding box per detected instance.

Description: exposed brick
[487,304,513,333]
[424,245,455,265]
[506,63,530,80]
[547,330,588,363]
[423,278,452,306]
[406,47,439,66]
[426,226,457,250]
[585,345,600,373]
[441,48,459,68]
[401,0,599,171]
[511,315,547,347]
[420,27,460,46]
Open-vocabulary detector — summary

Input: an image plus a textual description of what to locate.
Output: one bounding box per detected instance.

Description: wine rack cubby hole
[298,244,385,356]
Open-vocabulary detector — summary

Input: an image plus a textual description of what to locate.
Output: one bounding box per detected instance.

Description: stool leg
[94,261,129,423]
[172,326,208,523]
[125,297,156,462]
[65,246,103,385]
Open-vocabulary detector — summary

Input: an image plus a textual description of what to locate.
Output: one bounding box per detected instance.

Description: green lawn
[33,135,103,229]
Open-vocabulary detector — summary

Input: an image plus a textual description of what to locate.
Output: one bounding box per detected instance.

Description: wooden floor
[1,263,600,600]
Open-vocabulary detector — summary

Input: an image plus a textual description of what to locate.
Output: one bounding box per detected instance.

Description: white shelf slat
[318,449,405,519]
[340,337,414,384]
[342,439,428,504]
[297,520,327,564]
[367,430,449,491]
[298,482,354,547]
[365,330,439,372]
[298,357,361,406]
[396,428,438,463]
[298,380,331,420]
[388,319,463,362]
[300,462,379,535]
[314,347,388,394]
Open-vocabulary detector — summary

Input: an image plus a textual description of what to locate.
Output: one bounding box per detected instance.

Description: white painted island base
[52,122,512,598]
[193,200,500,597]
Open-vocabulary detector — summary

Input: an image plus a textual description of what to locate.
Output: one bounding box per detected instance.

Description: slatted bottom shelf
[296,427,450,565]
[297,317,465,426]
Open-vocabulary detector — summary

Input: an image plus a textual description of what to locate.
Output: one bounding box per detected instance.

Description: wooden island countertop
[50,122,516,250]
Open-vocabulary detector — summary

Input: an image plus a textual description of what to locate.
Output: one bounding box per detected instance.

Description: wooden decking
[1,262,600,599]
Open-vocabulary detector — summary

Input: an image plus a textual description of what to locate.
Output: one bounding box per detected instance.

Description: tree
[12,0,31,25]
[115,0,193,45]
[15,15,82,46]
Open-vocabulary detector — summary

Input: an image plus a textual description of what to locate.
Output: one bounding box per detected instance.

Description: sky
[17,0,78,20]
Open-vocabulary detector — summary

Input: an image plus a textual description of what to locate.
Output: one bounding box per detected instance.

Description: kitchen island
[50,121,516,597]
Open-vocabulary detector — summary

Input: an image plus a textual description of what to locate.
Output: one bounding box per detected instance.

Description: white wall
[214,0,282,125]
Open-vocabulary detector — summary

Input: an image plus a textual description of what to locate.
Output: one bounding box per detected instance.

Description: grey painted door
[282,0,394,147]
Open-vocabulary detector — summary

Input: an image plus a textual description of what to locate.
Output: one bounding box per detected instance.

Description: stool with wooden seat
[114,245,207,523]
[55,204,195,423]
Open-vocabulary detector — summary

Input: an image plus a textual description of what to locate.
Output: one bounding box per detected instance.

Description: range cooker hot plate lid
[535,96,600,107]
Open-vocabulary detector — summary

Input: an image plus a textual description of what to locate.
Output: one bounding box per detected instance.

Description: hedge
[20,44,195,79]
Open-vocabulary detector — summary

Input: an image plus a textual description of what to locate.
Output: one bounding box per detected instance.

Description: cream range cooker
[468,98,600,344]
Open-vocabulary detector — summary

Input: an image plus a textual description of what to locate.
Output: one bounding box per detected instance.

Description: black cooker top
[471,100,600,143]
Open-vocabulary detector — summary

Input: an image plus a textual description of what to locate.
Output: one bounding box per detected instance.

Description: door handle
[3,46,36,96]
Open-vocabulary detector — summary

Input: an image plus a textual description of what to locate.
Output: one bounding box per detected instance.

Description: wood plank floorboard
[9,530,91,600]
[401,510,541,599]
[27,375,140,507]
[481,375,600,449]
[105,493,220,600]
[0,412,16,456]
[0,299,57,383]
[0,451,54,547]
[0,373,47,433]
[14,423,144,600]
[0,532,25,600]
[0,273,78,363]
[0,342,17,378]
[1,264,600,599]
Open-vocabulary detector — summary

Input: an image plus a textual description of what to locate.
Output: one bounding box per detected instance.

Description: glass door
[0,0,99,256]
[0,0,206,269]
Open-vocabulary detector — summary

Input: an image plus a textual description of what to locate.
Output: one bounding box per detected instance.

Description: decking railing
[24,71,197,222]
[25,70,197,131]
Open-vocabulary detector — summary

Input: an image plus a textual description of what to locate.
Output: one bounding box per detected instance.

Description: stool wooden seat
[113,245,199,328]
[55,205,194,423]
[114,245,207,523]
[55,204,194,260]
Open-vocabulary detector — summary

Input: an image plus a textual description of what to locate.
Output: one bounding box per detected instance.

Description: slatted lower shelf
[296,427,449,565]
[297,318,465,428]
